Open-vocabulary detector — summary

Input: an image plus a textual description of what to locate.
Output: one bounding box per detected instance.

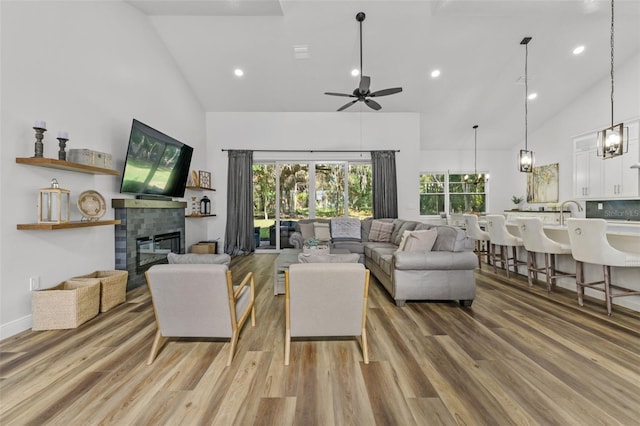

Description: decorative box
[68,149,113,169]
[303,242,330,255]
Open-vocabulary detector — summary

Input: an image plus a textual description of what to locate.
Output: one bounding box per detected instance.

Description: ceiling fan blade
[369,87,403,97]
[364,98,382,111]
[325,92,356,97]
[337,99,358,111]
[359,75,371,94]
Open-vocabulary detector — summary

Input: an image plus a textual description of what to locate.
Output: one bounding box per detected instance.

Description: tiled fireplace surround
[113,199,186,290]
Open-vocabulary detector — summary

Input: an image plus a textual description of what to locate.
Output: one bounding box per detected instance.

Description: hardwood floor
[1,254,639,425]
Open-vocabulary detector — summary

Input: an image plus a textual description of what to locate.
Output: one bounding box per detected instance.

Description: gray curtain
[371,150,398,219]
[224,150,254,255]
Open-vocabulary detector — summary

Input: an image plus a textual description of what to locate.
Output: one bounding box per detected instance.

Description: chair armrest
[290,232,304,249]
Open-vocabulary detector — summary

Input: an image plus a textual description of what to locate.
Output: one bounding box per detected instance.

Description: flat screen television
[120,119,193,199]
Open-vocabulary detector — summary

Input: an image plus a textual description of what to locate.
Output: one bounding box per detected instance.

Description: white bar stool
[567,218,640,316]
[517,217,575,292]
[463,214,491,269]
[486,214,526,278]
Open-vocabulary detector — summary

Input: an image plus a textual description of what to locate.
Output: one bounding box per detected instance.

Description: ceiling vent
[293,45,310,59]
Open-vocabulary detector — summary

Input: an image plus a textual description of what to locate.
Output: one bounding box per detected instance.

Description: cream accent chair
[567,218,640,315]
[486,214,526,278]
[517,217,576,292]
[463,214,491,269]
[284,263,370,365]
[145,264,255,366]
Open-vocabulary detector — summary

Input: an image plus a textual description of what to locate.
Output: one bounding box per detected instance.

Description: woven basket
[32,279,101,330]
[73,270,128,312]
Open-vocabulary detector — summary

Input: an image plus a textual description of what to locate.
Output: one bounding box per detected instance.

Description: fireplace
[113,199,187,290]
[136,232,180,272]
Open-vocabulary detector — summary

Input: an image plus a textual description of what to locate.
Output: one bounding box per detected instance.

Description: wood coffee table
[273,248,350,295]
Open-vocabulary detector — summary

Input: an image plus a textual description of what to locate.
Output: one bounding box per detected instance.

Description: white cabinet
[573,119,639,199]
[603,138,639,197]
[574,133,602,198]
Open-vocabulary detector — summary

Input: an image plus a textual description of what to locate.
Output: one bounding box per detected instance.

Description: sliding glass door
[253,160,372,250]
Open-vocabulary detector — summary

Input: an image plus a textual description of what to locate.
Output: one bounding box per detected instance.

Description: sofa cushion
[392,220,419,246]
[330,218,361,241]
[297,253,360,263]
[299,222,315,240]
[369,220,394,242]
[404,229,438,252]
[167,253,231,266]
[433,225,467,252]
[313,222,331,241]
[396,230,412,252]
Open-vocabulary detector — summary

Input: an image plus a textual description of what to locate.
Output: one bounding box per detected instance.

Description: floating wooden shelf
[185,214,217,218]
[16,157,120,176]
[185,186,216,191]
[17,220,121,230]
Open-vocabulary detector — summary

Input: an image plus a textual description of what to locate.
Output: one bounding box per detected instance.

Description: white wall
[524,51,640,209]
[0,1,206,338]
[206,112,421,246]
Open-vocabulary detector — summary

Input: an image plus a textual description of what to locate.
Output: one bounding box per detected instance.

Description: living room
[2,1,640,423]
[2,0,640,338]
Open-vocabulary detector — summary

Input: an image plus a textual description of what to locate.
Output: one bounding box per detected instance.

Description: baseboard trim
[0,315,32,341]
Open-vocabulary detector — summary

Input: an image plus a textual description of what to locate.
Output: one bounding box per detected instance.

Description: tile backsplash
[585,199,640,221]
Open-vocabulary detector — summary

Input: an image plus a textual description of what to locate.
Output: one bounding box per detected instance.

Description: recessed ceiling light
[431,69,441,78]
[234,68,244,77]
[351,68,360,77]
[528,92,538,100]
[573,45,585,55]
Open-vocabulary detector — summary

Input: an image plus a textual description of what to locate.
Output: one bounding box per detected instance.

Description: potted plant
[511,195,524,210]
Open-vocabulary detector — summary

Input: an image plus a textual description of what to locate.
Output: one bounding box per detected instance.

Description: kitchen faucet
[559,200,584,226]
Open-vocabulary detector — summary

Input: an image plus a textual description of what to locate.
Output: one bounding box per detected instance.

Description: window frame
[419,170,489,217]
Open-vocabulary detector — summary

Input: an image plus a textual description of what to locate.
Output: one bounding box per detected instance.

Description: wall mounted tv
[120,119,193,199]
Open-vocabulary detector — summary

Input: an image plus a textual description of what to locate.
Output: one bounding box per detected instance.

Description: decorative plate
[77,190,106,221]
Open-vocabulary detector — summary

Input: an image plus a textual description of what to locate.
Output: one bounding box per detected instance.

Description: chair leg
[576,261,585,307]
[504,246,511,278]
[476,240,482,269]
[526,251,534,287]
[361,327,369,364]
[227,330,239,366]
[147,329,164,365]
[491,244,498,274]
[486,241,491,266]
[545,254,552,293]
[284,329,291,366]
[603,265,613,316]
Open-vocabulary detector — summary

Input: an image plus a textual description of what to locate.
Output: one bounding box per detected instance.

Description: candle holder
[57,137,68,161]
[33,127,46,158]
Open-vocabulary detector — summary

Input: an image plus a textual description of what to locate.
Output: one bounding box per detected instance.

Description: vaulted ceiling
[126,0,640,150]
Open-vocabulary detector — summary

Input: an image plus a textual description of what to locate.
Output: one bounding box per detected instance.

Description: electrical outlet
[29,276,40,291]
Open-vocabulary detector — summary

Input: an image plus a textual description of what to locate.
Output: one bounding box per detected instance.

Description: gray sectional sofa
[289,218,477,307]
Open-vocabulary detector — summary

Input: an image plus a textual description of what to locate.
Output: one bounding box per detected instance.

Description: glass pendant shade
[519,149,534,173]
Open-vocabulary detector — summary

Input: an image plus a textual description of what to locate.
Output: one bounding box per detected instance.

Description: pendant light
[597,0,627,159]
[519,37,534,173]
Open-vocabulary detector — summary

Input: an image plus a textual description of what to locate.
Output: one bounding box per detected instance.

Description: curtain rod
[221,149,400,153]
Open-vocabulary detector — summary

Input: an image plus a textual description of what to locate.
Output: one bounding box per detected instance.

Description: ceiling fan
[325,12,403,112]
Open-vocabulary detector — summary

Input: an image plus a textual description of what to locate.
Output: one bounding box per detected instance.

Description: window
[419,172,487,215]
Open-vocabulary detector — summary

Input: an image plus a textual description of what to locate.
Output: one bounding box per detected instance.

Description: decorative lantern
[200,196,211,215]
[38,178,70,223]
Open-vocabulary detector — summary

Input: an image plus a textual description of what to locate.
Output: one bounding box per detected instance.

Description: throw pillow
[313,222,331,241]
[330,218,361,240]
[368,220,394,242]
[396,230,412,252]
[299,222,315,240]
[404,229,438,252]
